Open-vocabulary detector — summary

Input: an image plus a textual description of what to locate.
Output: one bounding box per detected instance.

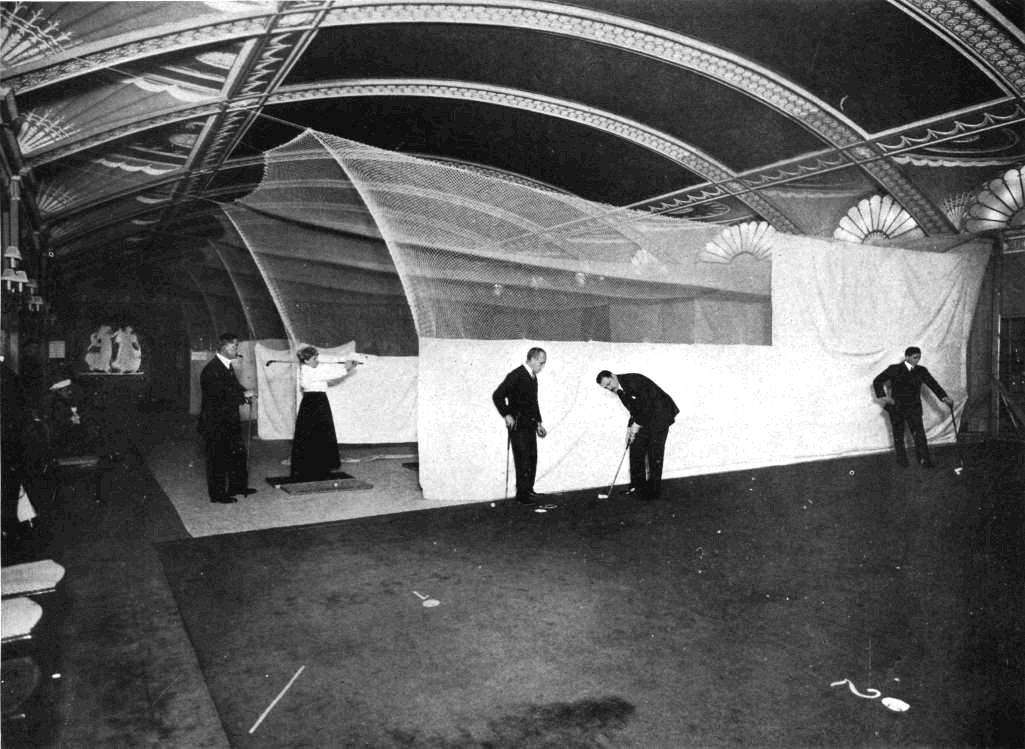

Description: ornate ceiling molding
[636,98,1025,215]
[8,0,954,233]
[892,0,1025,95]
[268,79,800,232]
[3,16,273,91]
[316,1,949,232]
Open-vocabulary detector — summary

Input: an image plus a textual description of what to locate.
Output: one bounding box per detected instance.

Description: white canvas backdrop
[417,238,989,501]
[254,340,417,444]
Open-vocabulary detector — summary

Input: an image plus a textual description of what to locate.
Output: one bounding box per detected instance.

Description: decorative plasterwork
[966,166,1025,232]
[35,182,78,216]
[17,109,79,155]
[24,104,224,166]
[894,0,1025,95]
[833,195,925,245]
[879,99,1025,166]
[640,99,1025,216]
[701,221,777,264]
[941,191,974,231]
[268,80,800,232]
[0,2,74,68]
[7,0,952,233]
[4,16,271,91]
[317,1,948,233]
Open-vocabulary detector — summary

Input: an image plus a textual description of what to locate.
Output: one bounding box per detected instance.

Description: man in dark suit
[872,346,952,468]
[493,347,548,504]
[597,370,679,500]
[199,333,256,503]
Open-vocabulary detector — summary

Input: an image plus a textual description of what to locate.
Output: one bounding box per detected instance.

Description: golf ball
[849,470,855,476]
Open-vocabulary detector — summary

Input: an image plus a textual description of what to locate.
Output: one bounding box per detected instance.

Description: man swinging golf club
[872,346,953,468]
[597,370,679,501]
[493,348,548,505]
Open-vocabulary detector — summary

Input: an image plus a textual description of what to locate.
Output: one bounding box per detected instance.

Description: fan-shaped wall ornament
[35,182,78,215]
[700,221,777,264]
[965,165,1025,232]
[833,195,924,245]
[0,3,73,68]
[940,191,974,232]
[630,248,668,275]
[17,109,78,155]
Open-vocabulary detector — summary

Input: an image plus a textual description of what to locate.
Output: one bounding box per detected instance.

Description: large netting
[222,130,771,348]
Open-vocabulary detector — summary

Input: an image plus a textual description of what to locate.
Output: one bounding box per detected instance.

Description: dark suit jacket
[615,373,679,429]
[198,356,247,439]
[872,363,948,408]
[492,365,541,429]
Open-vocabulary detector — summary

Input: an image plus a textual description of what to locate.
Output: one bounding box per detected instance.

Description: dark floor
[2,414,1023,748]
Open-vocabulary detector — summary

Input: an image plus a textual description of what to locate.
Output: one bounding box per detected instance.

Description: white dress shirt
[299,359,350,393]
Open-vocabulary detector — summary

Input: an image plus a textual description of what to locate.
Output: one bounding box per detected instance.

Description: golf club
[598,437,631,499]
[504,429,511,501]
[413,591,440,607]
[245,398,254,489]
[265,359,363,367]
[948,402,965,475]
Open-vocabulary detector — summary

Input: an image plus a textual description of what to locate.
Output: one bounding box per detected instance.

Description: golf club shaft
[948,403,961,443]
[948,402,966,470]
[505,429,511,501]
[604,441,630,498]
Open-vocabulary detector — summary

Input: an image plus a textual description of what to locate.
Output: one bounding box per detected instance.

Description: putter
[598,438,631,499]
[413,591,440,607]
[948,402,965,475]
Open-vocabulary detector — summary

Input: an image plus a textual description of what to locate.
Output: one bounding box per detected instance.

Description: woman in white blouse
[290,346,357,479]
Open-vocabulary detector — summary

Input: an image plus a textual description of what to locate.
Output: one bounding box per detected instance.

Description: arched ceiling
[1,0,1023,305]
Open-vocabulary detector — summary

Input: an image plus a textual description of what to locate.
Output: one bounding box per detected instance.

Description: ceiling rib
[9,0,984,234]
[636,97,1025,215]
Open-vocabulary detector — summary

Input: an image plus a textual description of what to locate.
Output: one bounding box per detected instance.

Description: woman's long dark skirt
[290,392,341,479]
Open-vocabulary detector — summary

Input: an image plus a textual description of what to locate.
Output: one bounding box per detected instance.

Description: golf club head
[422,599,440,608]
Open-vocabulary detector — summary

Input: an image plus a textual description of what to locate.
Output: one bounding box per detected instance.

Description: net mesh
[222,129,771,347]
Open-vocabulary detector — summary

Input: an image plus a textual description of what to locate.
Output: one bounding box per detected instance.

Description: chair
[1,594,63,735]
[2,560,66,599]
[23,411,104,506]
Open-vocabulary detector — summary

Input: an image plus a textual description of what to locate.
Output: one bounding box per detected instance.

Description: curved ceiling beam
[892,0,1025,96]
[312,2,955,232]
[7,0,961,233]
[30,78,800,234]
[268,79,801,232]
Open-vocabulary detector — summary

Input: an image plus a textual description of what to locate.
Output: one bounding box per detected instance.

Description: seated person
[40,379,100,457]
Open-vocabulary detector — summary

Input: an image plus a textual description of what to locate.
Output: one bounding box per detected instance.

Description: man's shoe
[230,487,258,496]
[516,495,537,505]
[210,495,237,504]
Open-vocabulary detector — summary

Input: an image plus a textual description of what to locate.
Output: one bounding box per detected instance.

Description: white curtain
[254,340,417,444]
[416,237,990,500]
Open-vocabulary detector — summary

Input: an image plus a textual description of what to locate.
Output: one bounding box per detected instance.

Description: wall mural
[84,325,142,373]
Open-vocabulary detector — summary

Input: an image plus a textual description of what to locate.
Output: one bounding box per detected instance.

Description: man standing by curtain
[872,346,952,468]
[597,370,679,500]
[493,347,548,504]
[199,333,256,503]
